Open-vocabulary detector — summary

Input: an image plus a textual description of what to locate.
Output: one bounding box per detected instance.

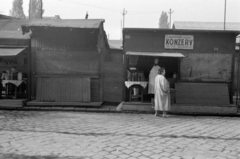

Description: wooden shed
[0,19,31,107]
[22,19,115,106]
[122,28,240,114]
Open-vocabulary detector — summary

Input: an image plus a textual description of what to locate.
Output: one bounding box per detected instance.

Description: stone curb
[0,106,240,117]
[0,106,124,113]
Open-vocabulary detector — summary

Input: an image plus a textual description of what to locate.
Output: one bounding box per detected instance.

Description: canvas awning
[0,48,25,56]
[126,51,185,57]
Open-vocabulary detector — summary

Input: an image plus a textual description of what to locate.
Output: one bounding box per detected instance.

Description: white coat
[148,65,160,94]
[154,74,171,111]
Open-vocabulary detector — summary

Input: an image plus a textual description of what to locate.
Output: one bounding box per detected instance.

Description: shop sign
[165,35,194,50]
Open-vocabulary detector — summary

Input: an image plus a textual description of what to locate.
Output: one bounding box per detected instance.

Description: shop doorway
[126,55,180,103]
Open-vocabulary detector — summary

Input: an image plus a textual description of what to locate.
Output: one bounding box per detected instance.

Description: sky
[0,0,240,40]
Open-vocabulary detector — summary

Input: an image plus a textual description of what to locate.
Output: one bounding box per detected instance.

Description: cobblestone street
[1,110,240,159]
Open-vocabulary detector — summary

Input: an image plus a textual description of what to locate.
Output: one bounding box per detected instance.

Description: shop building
[122,28,239,114]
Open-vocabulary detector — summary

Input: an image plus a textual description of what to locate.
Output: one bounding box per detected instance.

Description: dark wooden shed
[22,19,111,106]
[122,28,240,114]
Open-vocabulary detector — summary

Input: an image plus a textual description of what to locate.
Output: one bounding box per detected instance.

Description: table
[125,81,148,102]
[2,80,25,99]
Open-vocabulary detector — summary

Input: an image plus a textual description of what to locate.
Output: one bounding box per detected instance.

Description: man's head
[154,58,159,65]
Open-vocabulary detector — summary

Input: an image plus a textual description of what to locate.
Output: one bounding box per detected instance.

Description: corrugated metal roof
[173,21,240,31]
[0,19,31,31]
[0,19,31,41]
[0,31,29,39]
[22,19,104,29]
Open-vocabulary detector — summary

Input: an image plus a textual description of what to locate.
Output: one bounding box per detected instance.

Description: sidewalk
[0,103,240,117]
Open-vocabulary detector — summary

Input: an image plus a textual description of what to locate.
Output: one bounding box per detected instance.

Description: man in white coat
[154,67,171,118]
[148,58,160,103]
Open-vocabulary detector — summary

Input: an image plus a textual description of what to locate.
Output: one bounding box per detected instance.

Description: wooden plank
[0,104,23,107]
[45,78,50,101]
[26,101,102,107]
[172,103,236,107]
[54,78,59,102]
[171,105,237,114]
[35,74,99,78]
[0,99,25,107]
[176,98,229,105]
[62,78,68,102]
[52,78,59,102]
[26,47,31,100]
[122,102,154,112]
[31,48,38,100]
[68,78,74,102]
[36,78,42,102]
[91,78,100,102]
[77,78,83,102]
[99,54,104,102]
[82,78,90,102]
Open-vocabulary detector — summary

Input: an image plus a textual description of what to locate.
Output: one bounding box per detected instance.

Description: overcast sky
[0,0,240,39]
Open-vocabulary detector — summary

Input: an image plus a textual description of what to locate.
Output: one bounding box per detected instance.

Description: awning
[126,51,185,57]
[0,48,25,56]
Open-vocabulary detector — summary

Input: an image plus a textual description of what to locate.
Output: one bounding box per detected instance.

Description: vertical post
[238,47,240,105]
[122,8,127,28]
[236,54,239,105]
[224,0,226,30]
[29,0,31,19]
[168,9,174,28]
[27,44,31,100]
[120,20,122,40]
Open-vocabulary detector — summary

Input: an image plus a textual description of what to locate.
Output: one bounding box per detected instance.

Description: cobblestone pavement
[1,111,240,159]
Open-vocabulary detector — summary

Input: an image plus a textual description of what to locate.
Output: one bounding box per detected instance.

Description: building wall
[103,49,124,102]
[124,30,236,53]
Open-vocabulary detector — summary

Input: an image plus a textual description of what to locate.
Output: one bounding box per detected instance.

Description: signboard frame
[165,34,194,50]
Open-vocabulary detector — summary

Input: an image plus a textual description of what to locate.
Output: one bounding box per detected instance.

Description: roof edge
[123,28,240,35]
[21,19,105,34]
